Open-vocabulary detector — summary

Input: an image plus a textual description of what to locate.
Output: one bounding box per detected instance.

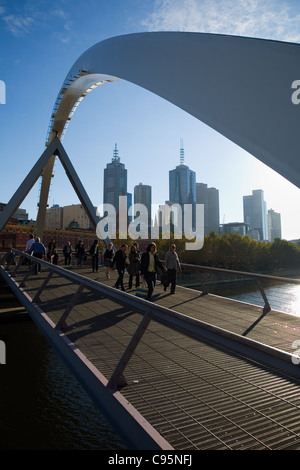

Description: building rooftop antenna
[180,138,185,165]
[113,143,120,161]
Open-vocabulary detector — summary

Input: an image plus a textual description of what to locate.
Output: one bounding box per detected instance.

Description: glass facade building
[134,183,152,236]
[103,144,127,216]
[243,189,268,241]
[196,183,220,235]
[268,208,282,241]
[169,146,196,231]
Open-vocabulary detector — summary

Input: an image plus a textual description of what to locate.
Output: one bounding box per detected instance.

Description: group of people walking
[24,235,181,301]
[106,241,181,301]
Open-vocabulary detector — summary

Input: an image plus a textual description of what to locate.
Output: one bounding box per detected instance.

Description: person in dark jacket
[30,237,46,274]
[112,244,128,291]
[89,239,99,272]
[75,240,85,266]
[128,244,141,289]
[47,239,56,263]
[140,242,167,301]
[63,242,72,266]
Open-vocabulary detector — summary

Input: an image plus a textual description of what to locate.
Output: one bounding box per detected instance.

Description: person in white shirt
[164,244,181,294]
[25,234,35,253]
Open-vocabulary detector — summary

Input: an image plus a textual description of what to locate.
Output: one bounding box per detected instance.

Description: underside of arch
[4,32,300,234]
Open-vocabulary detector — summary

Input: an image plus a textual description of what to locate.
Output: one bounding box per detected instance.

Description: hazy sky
[0,0,300,240]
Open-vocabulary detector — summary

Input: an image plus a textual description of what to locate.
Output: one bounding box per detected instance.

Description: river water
[0,275,299,450]
[0,312,126,450]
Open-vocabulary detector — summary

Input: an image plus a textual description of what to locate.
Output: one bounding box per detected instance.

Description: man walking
[112,244,128,291]
[30,237,46,274]
[164,244,181,294]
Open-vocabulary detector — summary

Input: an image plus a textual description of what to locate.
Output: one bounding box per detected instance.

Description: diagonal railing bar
[107,310,153,391]
[11,253,26,277]
[55,282,86,330]
[1,248,300,380]
[18,259,39,287]
[0,252,7,265]
[32,270,54,304]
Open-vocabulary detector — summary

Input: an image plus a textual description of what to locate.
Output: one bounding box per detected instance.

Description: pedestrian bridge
[1,248,300,450]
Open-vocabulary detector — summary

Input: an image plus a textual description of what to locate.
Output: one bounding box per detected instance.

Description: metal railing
[177,262,300,315]
[2,248,300,390]
[2,248,300,316]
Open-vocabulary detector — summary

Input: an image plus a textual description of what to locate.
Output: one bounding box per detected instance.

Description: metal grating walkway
[2,252,300,450]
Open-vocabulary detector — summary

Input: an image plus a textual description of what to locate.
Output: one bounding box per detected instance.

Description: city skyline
[0,0,299,240]
[4,141,284,241]
[36,142,283,242]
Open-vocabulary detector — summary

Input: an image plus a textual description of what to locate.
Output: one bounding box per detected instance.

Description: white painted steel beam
[47,32,300,188]
[5,32,300,234]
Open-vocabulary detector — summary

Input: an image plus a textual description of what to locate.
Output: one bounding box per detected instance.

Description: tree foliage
[111,231,300,272]
[158,232,300,272]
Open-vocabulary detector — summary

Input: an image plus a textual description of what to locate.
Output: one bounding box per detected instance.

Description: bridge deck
[2,259,300,450]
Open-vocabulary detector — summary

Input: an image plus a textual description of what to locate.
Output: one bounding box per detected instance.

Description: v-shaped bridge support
[0,137,98,236]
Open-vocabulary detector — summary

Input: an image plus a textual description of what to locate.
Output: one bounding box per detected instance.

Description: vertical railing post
[255,278,271,313]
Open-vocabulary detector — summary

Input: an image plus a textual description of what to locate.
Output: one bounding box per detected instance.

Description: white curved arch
[37,32,300,232]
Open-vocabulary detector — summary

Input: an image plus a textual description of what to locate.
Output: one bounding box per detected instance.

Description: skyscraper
[196,183,220,235]
[134,183,152,236]
[268,209,282,241]
[243,189,268,241]
[169,142,196,230]
[103,144,127,216]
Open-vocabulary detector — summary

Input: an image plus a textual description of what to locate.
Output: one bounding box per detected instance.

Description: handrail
[180,262,300,285]
[2,248,299,315]
[2,248,300,387]
[178,262,300,314]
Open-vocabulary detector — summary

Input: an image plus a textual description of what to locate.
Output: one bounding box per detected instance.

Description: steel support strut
[55,282,86,330]
[107,310,153,390]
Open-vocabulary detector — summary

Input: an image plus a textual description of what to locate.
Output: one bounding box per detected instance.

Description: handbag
[135,282,148,299]
[160,272,170,287]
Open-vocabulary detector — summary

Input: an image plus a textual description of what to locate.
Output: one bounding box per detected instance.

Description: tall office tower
[169,142,196,231]
[134,183,152,237]
[243,189,268,241]
[196,183,220,235]
[127,192,132,222]
[103,144,127,217]
[268,208,282,241]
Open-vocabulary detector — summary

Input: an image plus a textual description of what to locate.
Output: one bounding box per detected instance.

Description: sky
[0,0,300,240]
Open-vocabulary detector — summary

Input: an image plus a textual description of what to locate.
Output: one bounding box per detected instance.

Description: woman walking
[128,245,141,289]
[141,242,166,301]
[103,242,114,279]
